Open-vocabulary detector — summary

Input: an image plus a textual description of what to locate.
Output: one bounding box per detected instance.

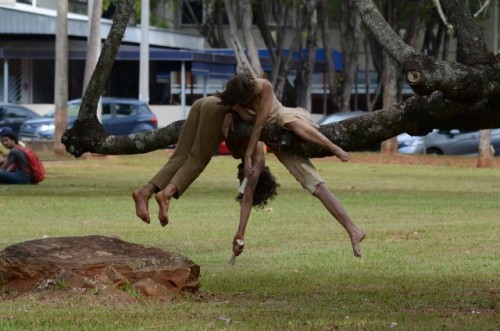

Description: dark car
[0,103,41,135]
[19,97,158,140]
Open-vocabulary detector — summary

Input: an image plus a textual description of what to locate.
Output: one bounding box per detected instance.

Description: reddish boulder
[0,235,200,299]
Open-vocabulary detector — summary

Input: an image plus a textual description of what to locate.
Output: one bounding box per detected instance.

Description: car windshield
[43,103,81,118]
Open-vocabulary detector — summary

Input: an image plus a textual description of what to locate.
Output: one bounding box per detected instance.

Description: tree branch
[62,0,500,162]
[62,0,135,157]
[439,0,495,65]
[352,0,420,65]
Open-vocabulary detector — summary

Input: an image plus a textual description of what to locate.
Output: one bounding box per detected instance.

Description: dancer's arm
[233,141,265,256]
[243,80,273,179]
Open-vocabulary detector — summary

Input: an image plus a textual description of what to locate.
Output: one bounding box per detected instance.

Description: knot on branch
[61,118,107,157]
[406,70,421,85]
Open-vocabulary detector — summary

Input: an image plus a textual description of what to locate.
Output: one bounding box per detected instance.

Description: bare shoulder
[259,79,273,90]
[257,79,274,97]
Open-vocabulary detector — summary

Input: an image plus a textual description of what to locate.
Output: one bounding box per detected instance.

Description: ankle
[163,184,178,198]
[140,183,158,196]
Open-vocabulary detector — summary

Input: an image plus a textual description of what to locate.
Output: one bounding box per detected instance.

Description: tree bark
[318,0,339,113]
[477,0,497,168]
[54,0,68,156]
[222,0,258,76]
[296,0,319,110]
[340,0,361,111]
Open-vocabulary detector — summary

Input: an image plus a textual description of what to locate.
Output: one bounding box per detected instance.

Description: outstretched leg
[313,183,365,257]
[285,120,352,162]
[155,183,178,227]
[132,183,159,224]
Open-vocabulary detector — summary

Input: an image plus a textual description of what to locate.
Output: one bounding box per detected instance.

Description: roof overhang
[0,2,205,50]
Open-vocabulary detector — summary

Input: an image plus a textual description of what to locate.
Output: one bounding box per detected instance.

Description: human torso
[232,79,282,124]
[7,148,31,177]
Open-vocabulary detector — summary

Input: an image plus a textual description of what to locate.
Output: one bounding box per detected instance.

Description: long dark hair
[216,73,256,106]
[235,163,279,209]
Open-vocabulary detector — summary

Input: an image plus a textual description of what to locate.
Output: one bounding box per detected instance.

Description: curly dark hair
[1,131,18,144]
[216,73,256,106]
[235,163,279,209]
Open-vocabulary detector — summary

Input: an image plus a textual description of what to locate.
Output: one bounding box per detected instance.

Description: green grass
[0,151,498,330]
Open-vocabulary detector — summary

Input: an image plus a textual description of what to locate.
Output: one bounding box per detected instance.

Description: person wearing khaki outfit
[217,74,366,258]
[132,96,230,226]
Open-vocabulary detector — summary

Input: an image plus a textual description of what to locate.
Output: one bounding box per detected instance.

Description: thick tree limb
[439,0,494,65]
[62,0,500,160]
[352,0,421,64]
[62,0,134,156]
[353,0,500,103]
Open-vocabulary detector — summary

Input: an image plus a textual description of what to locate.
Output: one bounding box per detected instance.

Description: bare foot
[155,191,170,227]
[132,189,151,224]
[350,229,366,258]
[336,150,352,162]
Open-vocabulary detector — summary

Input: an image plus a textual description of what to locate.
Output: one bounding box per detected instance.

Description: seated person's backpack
[15,145,46,184]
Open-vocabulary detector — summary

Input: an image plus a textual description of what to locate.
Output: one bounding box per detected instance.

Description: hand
[244,158,254,178]
[232,235,245,256]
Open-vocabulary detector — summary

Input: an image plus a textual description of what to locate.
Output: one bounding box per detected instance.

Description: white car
[399,129,500,156]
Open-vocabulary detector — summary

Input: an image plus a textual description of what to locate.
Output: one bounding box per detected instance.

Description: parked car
[0,103,41,135]
[397,133,425,153]
[19,97,158,140]
[317,111,418,151]
[399,128,500,156]
[317,110,368,126]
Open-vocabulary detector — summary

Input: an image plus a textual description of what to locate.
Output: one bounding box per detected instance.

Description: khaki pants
[272,150,324,194]
[149,96,229,198]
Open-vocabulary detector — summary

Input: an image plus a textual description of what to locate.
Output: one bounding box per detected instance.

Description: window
[116,104,135,117]
[101,103,112,120]
[181,0,203,25]
[6,106,31,120]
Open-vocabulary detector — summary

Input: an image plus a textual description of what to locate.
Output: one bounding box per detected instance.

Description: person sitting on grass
[0,131,34,185]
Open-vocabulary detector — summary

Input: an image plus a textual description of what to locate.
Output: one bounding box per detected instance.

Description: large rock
[0,235,200,299]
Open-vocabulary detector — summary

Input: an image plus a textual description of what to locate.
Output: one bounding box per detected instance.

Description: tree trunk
[380,52,398,153]
[222,0,257,76]
[340,0,361,111]
[139,0,149,103]
[477,0,497,168]
[54,0,68,156]
[379,0,396,153]
[83,0,102,93]
[296,0,319,109]
[242,0,263,77]
[318,0,339,113]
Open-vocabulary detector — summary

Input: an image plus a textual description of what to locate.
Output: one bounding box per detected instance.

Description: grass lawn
[0,151,498,330]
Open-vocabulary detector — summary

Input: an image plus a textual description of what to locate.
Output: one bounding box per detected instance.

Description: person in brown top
[132,96,230,226]
[216,73,352,180]
[218,76,365,258]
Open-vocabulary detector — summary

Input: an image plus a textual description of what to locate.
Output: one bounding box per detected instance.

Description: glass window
[101,103,112,120]
[6,106,30,119]
[116,104,135,117]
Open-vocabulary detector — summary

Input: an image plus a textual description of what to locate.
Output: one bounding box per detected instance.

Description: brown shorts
[272,150,324,194]
[276,107,319,129]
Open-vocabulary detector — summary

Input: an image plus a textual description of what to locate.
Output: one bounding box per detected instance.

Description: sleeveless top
[232,78,318,129]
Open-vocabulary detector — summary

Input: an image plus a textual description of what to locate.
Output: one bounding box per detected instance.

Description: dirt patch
[324,152,500,168]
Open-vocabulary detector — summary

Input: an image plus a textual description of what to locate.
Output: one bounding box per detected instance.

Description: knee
[312,182,328,196]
